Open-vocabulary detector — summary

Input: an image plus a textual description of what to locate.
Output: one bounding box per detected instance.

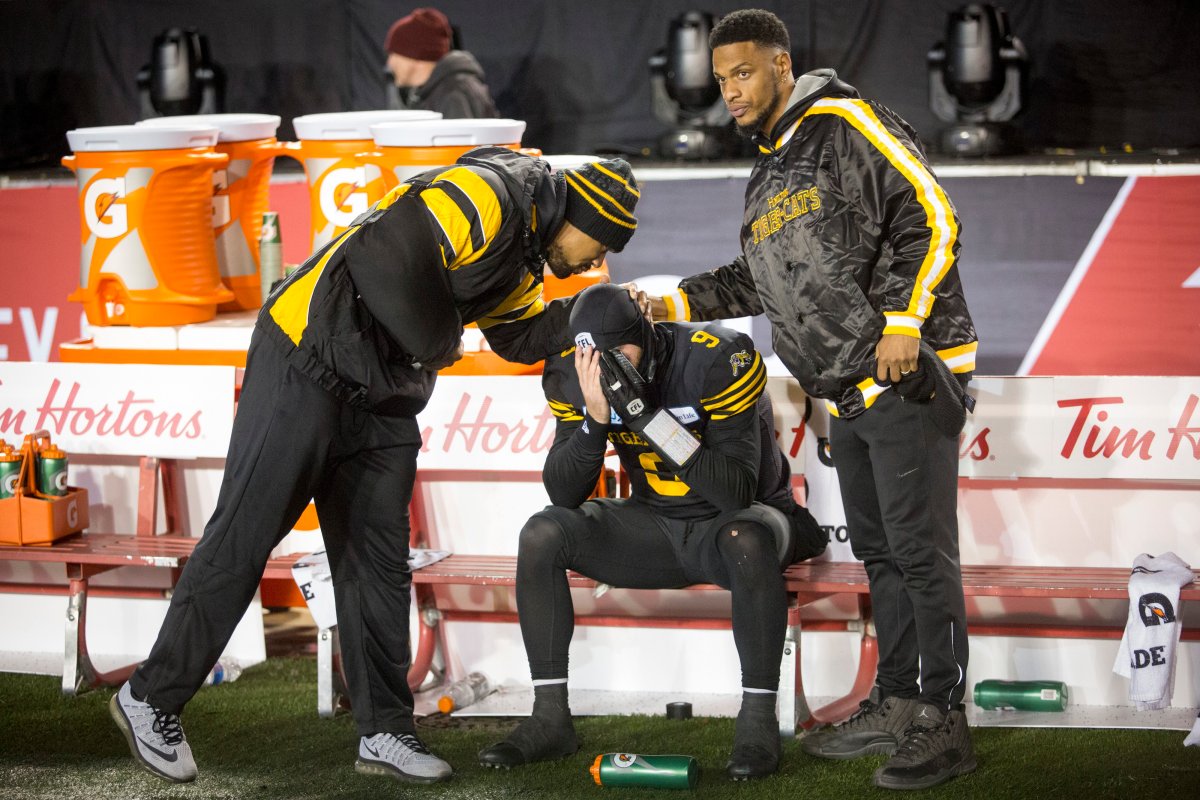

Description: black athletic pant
[829,389,969,709]
[130,330,423,736]
[516,498,788,691]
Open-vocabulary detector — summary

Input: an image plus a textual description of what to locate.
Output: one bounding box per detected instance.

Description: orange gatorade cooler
[139,114,289,311]
[292,110,441,252]
[363,118,528,191]
[63,124,233,326]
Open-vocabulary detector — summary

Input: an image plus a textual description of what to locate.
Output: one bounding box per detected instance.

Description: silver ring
[900,370,912,375]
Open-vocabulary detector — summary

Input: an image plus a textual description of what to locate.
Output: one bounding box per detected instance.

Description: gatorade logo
[54,471,68,492]
[613,754,636,769]
[1138,592,1176,626]
[84,177,128,239]
[319,167,368,228]
[67,499,79,529]
[1,473,17,496]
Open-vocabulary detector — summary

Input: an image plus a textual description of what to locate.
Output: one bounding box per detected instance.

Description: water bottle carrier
[0,430,89,547]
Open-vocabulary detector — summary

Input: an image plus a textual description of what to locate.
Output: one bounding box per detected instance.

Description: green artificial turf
[0,657,1197,799]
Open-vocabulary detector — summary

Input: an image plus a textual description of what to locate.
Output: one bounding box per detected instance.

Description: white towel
[1113,552,1195,711]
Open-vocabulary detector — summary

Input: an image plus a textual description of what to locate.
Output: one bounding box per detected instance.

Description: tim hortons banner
[960,377,1200,480]
[0,363,235,458]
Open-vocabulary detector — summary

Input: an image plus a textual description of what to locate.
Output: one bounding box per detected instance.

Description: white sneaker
[109,681,198,783]
[355,732,452,783]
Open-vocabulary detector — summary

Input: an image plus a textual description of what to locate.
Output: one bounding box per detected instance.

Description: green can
[259,211,283,304]
[0,451,22,499]
[36,447,68,497]
[974,680,1068,711]
[590,753,699,789]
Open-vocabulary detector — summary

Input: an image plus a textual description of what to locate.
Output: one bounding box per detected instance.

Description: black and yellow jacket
[259,147,573,416]
[671,70,978,415]
[541,321,795,521]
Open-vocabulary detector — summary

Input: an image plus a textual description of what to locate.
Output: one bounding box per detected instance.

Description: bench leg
[317,626,349,718]
[62,576,96,696]
[807,616,879,726]
[778,604,812,737]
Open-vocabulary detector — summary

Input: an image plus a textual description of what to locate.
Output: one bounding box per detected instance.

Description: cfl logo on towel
[319,167,369,227]
[84,177,128,238]
[1137,593,1177,626]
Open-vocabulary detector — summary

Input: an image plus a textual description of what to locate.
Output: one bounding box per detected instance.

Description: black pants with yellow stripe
[130,329,423,737]
[829,389,969,710]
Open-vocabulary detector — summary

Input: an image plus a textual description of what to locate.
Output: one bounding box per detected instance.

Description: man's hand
[575,346,610,424]
[618,282,654,322]
[875,333,919,384]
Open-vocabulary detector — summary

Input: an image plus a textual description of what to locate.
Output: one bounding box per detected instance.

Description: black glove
[599,350,699,469]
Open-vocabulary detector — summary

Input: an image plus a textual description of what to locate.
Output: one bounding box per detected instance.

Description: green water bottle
[590,753,699,789]
[974,680,1068,711]
[36,445,68,497]
[0,447,22,499]
[259,211,283,304]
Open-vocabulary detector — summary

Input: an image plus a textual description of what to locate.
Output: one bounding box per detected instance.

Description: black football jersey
[541,321,794,520]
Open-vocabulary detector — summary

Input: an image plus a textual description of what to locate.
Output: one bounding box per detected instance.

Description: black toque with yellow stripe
[561,159,640,252]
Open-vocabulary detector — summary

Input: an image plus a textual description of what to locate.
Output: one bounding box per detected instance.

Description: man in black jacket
[109,150,640,786]
[647,9,979,792]
[477,283,827,781]
[384,7,498,119]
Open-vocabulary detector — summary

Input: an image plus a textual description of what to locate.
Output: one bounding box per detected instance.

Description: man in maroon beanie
[385,7,498,118]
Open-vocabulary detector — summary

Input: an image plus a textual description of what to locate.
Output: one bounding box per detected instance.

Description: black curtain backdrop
[2,0,1198,169]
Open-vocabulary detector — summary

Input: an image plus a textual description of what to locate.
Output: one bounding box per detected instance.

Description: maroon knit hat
[385,8,451,61]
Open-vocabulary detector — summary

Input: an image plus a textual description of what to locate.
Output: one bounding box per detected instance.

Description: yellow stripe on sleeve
[476,271,545,329]
[702,352,764,409]
[808,99,958,322]
[419,167,504,269]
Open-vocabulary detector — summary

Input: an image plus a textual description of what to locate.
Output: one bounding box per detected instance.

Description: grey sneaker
[109,681,197,783]
[873,703,977,790]
[800,687,920,760]
[356,732,452,784]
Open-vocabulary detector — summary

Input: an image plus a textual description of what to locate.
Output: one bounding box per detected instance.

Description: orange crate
[0,431,89,546]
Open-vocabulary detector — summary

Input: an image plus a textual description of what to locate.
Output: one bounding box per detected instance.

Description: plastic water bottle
[204,658,243,686]
[436,672,491,713]
[589,753,699,789]
[974,679,1067,711]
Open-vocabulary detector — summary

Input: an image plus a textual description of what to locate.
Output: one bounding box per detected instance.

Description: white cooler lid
[138,113,281,142]
[369,118,526,147]
[293,110,442,140]
[66,124,219,152]
[541,154,603,172]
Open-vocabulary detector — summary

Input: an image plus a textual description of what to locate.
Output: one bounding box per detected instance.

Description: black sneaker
[800,686,920,760]
[478,715,579,768]
[873,703,977,791]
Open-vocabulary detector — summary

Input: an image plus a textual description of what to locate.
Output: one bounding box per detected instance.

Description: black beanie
[569,283,650,352]
[561,160,640,252]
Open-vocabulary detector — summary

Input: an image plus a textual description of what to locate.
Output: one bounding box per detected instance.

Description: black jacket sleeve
[539,362,609,507]
[342,195,463,366]
[481,294,576,364]
[676,255,764,321]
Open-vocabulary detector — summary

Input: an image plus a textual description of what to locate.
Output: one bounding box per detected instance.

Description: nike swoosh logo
[142,739,179,763]
[898,468,919,478]
[365,743,381,758]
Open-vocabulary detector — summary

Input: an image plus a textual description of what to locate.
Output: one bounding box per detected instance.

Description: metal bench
[0,456,305,696]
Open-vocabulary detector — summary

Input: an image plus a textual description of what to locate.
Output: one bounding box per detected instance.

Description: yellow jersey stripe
[938,341,978,373]
[807,99,958,321]
[701,352,764,407]
[269,229,357,345]
[711,370,767,419]
[592,162,641,198]
[563,173,637,230]
[706,364,766,414]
